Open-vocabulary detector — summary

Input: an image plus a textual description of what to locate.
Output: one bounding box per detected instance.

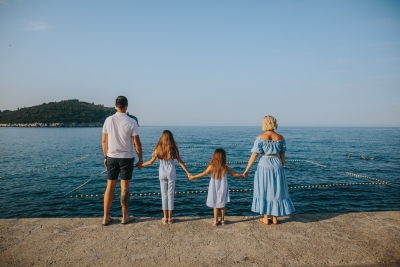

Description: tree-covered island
[0,99,138,127]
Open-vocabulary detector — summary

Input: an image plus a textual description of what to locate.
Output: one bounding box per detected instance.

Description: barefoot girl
[189,149,245,226]
[142,130,191,224]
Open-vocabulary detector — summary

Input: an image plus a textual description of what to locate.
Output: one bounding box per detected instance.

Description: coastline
[1,211,399,266]
[0,122,103,127]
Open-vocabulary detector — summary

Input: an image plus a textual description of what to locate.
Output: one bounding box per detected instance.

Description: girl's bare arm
[142,156,157,167]
[189,166,211,180]
[176,153,191,175]
[226,166,245,178]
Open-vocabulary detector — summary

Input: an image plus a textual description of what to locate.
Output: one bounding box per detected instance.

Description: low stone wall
[0,122,103,127]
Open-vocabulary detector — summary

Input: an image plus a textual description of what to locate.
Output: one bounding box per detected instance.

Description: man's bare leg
[120,180,131,220]
[103,180,117,220]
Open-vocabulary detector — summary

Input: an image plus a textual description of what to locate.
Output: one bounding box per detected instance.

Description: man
[101,96,143,225]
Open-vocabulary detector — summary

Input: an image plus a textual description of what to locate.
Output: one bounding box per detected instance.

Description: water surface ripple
[0,126,399,218]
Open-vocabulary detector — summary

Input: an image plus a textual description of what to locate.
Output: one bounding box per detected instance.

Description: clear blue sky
[1,0,399,126]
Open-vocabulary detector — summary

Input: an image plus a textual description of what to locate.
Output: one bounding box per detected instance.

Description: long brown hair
[209,148,227,180]
[152,130,179,160]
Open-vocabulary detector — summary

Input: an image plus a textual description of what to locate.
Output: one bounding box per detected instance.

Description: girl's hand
[243,170,249,178]
[188,174,194,181]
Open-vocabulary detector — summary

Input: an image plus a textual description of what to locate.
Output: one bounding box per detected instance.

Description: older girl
[142,130,190,224]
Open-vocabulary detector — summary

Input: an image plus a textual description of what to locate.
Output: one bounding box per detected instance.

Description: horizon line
[138,125,400,128]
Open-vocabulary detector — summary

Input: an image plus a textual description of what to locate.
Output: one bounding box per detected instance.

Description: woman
[243,116,295,225]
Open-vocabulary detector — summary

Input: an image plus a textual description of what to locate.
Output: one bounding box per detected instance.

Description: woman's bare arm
[243,153,258,177]
[280,152,285,167]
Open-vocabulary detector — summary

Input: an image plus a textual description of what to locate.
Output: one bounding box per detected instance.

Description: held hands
[136,161,143,170]
[185,172,193,180]
[188,174,195,181]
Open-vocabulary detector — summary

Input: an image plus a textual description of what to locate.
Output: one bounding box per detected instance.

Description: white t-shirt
[102,112,140,158]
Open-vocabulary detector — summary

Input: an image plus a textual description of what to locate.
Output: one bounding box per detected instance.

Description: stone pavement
[1,211,399,266]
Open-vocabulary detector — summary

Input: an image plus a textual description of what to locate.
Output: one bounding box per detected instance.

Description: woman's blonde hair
[209,148,227,180]
[262,116,278,131]
[152,130,179,160]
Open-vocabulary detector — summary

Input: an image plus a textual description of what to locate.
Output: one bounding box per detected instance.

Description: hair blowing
[152,130,179,160]
[209,148,227,180]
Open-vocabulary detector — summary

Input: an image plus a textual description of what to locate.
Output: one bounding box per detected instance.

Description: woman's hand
[243,153,257,178]
[188,174,194,181]
[103,159,107,168]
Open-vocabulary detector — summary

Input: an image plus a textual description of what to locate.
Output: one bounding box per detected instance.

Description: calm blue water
[0,126,399,218]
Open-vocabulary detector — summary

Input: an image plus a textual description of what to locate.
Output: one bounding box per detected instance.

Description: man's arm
[133,135,143,169]
[102,133,108,167]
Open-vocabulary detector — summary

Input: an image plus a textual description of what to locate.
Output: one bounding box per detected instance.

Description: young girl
[142,130,191,224]
[189,149,245,226]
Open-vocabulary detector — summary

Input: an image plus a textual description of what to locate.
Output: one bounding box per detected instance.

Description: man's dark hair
[115,96,128,109]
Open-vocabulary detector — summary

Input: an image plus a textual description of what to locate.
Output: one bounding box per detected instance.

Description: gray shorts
[106,157,134,180]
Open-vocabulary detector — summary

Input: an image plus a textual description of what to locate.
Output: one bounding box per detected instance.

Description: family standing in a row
[101,96,295,227]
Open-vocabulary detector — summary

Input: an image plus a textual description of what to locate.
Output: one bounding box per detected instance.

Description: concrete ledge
[1,212,399,266]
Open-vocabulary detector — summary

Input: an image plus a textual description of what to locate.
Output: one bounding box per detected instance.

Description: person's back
[244,115,294,225]
[258,131,284,141]
[101,96,143,226]
[141,130,191,224]
[104,113,138,158]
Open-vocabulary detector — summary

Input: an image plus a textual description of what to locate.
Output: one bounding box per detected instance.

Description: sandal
[121,216,135,224]
[162,218,168,225]
[168,218,173,224]
[102,217,114,226]
[213,221,218,226]
[220,220,225,226]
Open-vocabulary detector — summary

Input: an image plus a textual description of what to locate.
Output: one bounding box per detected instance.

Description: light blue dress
[251,138,295,216]
[206,173,230,209]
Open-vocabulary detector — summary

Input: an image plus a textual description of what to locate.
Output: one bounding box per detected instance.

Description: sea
[0,126,399,219]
